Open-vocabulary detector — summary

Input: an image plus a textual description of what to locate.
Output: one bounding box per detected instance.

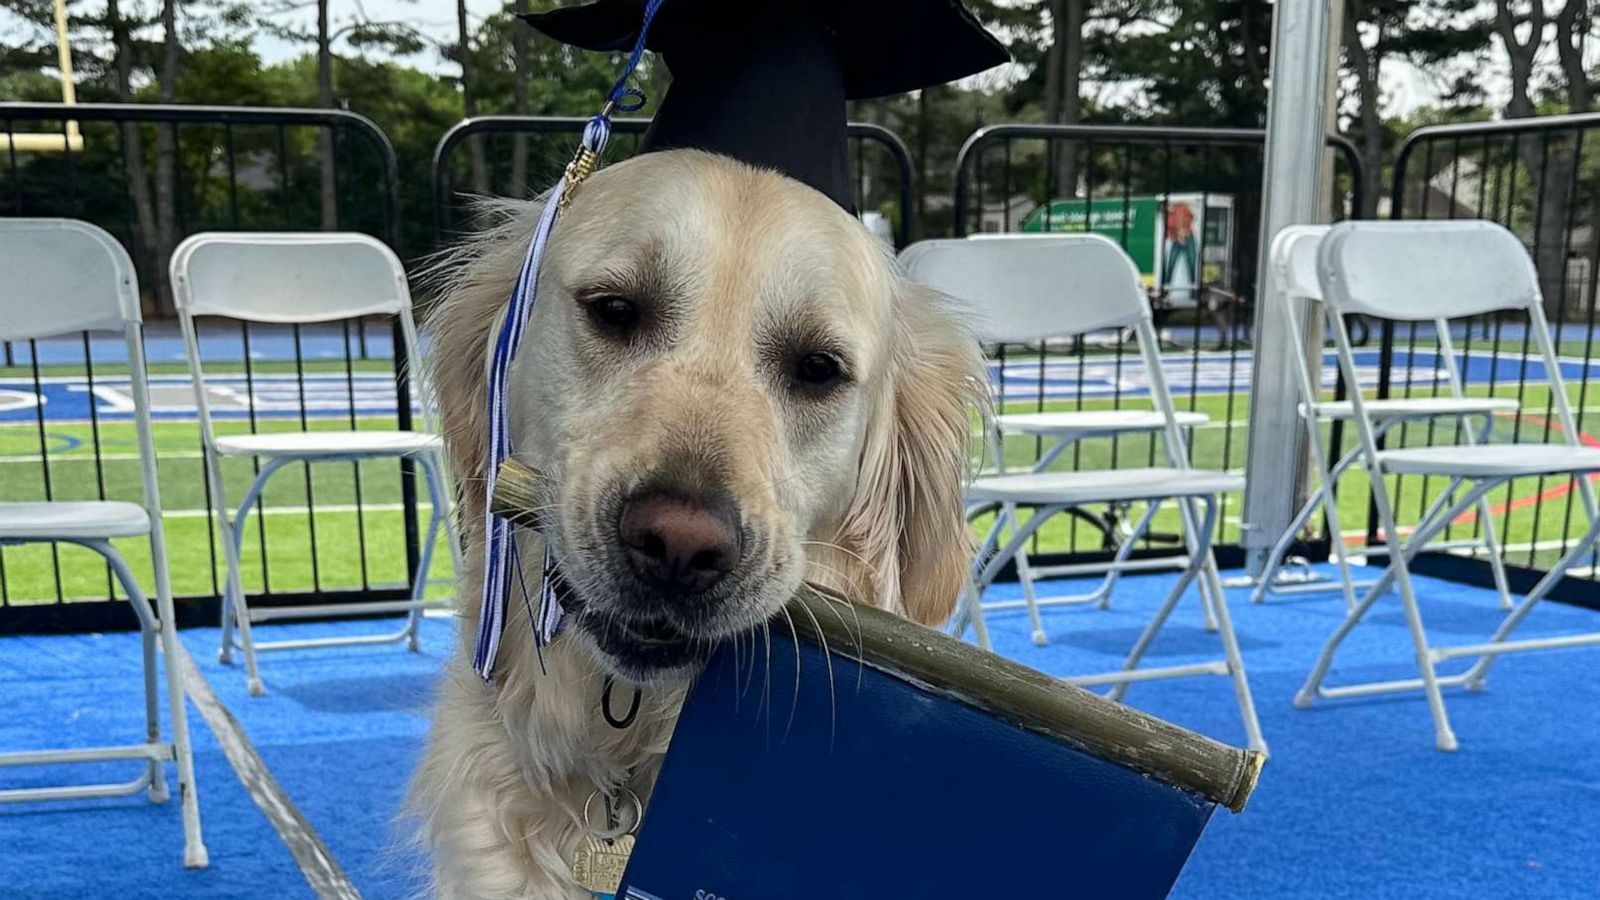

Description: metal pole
[1241,0,1335,575]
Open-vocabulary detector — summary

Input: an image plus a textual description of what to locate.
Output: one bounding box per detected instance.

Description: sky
[0,0,1569,119]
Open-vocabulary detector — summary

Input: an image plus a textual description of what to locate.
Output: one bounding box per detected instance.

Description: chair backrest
[1317,218,1587,460]
[169,231,433,442]
[170,231,411,323]
[0,219,170,535]
[1316,220,1540,321]
[1269,224,1329,302]
[0,218,140,339]
[899,234,1150,342]
[902,233,1194,469]
[1267,224,1334,416]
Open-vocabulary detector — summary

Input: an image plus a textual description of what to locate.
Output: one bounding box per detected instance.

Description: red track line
[1448,411,1600,526]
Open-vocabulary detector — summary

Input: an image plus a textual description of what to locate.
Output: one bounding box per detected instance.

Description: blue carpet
[3,573,1599,898]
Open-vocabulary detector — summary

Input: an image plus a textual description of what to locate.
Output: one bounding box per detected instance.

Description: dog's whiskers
[807,583,867,690]
[790,596,838,746]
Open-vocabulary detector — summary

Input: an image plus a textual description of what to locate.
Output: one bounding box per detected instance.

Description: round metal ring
[582,787,642,840]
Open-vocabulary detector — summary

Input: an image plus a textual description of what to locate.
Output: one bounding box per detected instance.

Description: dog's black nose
[618,490,741,593]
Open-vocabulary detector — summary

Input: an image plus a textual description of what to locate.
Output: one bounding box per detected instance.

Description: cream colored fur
[410,150,983,899]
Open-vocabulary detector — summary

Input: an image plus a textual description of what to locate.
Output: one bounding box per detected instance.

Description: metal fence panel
[432,116,918,248]
[1385,113,1600,604]
[951,124,1363,563]
[0,103,428,632]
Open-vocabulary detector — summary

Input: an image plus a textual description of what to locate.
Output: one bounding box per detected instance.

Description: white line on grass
[157,502,435,518]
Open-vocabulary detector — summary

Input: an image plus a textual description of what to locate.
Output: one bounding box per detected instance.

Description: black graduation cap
[522,0,1009,211]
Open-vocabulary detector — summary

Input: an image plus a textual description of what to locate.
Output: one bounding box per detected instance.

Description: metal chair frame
[0,218,207,867]
[908,234,1264,753]
[1248,225,1514,611]
[171,232,459,696]
[1293,220,1600,751]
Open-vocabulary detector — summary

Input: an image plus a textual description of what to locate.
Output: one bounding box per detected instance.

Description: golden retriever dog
[410,148,984,899]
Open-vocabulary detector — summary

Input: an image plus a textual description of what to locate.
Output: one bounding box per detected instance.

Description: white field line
[1217,523,1592,560]
[0,438,417,464]
[0,412,416,430]
[155,502,436,519]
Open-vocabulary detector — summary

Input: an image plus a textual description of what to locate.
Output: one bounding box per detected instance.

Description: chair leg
[970,505,1067,648]
[958,568,993,651]
[1097,501,1163,610]
[214,456,290,696]
[1001,504,1049,646]
[139,627,169,802]
[99,541,208,867]
[1295,479,1495,751]
[159,608,209,867]
[1171,495,1220,632]
[955,507,1008,648]
[1391,548,1458,751]
[1462,493,1600,690]
[205,450,237,665]
[1191,500,1267,756]
[1170,495,1265,753]
[1106,546,1205,703]
[1254,434,1365,608]
[407,453,451,652]
[1196,555,1222,633]
[109,550,169,804]
[1475,494,1515,611]
[1318,470,1361,613]
[1294,481,1487,704]
[1469,412,1514,611]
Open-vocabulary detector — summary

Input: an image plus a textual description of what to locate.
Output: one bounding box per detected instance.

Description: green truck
[1019,194,1236,306]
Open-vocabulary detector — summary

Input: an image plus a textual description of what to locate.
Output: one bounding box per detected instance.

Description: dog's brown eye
[584,295,642,333]
[793,351,843,390]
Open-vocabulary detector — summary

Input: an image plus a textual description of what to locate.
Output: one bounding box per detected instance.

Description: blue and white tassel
[473,0,668,681]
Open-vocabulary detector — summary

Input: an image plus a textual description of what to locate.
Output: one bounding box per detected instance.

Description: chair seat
[214,430,442,458]
[1378,444,1600,477]
[996,409,1209,436]
[1307,397,1518,420]
[0,501,150,540]
[969,467,1244,505]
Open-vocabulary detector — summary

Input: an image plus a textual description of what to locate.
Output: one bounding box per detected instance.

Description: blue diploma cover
[616,589,1262,900]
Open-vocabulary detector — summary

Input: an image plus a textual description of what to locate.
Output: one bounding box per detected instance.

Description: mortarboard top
[522,0,1009,211]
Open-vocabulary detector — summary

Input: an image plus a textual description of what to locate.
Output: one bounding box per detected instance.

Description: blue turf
[3,572,1598,898]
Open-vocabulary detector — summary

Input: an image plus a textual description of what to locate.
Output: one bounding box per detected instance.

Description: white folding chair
[171,232,457,696]
[907,234,1264,753]
[902,235,1214,647]
[1248,225,1516,610]
[1295,220,1600,751]
[0,219,207,867]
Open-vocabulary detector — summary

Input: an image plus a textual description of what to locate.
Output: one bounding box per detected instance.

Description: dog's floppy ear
[835,278,986,627]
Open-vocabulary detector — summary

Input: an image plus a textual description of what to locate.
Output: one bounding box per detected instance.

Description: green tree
[1491,0,1596,313]
[1340,0,1491,215]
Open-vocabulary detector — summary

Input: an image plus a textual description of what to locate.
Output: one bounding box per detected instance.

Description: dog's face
[435,150,982,683]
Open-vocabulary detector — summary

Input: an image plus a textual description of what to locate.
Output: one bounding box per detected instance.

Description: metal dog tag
[572,833,634,895]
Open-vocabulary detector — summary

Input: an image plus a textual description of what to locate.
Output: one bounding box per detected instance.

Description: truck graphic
[1018,194,1236,307]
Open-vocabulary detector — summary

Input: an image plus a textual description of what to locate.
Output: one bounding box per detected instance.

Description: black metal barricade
[432,116,918,248]
[1384,113,1600,606]
[0,103,426,631]
[951,123,1363,562]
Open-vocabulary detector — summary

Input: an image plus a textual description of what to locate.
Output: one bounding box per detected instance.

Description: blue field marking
[985,348,1600,402]
[2,347,1593,425]
[19,321,398,368]
[0,372,415,424]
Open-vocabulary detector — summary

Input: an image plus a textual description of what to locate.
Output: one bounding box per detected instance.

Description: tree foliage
[1,0,1596,300]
